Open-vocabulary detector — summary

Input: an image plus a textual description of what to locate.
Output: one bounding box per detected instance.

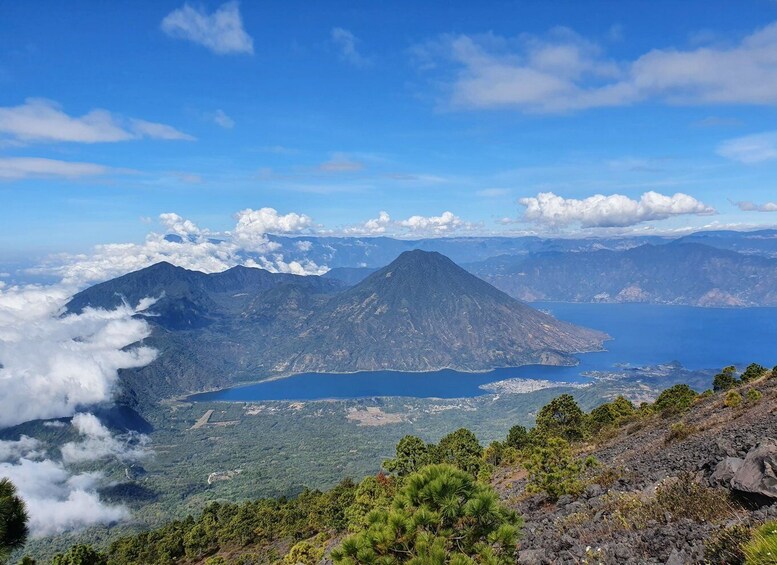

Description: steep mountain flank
[65,252,605,400]
[276,250,606,373]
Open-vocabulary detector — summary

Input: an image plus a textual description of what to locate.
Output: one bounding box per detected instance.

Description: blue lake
[189,303,777,402]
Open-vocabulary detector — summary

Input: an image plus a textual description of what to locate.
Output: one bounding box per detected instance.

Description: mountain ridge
[66,250,606,401]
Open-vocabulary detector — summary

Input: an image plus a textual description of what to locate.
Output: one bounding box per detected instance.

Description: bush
[745,389,763,404]
[535,394,588,442]
[434,428,484,476]
[654,384,697,416]
[383,435,432,477]
[713,365,739,392]
[741,363,767,383]
[589,396,635,434]
[704,524,750,565]
[505,424,530,450]
[743,520,777,564]
[665,422,697,444]
[51,545,107,565]
[725,390,743,408]
[0,479,28,563]
[524,437,596,500]
[332,464,521,565]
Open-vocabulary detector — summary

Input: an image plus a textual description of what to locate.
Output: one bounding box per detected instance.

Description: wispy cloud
[161,2,254,55]
[331,27,371,67]
[717,131,777,163]
[0,157,114,180]
[0,99,193,144]
[319,153,365,172]
[211,109,235,128]
[735,200,777,212]
[414,21,777,113]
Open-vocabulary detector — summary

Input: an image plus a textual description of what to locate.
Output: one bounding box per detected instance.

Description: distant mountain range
[465,242,777,307]
[67,251,605,402]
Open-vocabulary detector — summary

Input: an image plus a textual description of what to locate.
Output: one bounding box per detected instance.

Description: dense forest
[2,363,777,564]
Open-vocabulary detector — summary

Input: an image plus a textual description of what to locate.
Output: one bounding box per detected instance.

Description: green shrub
[713,365,739,392]
[505,424,530,450]
[741,363,767,383]
[345,474,397,532]
[745,389,763,404]
[0,479,28,563]
[524,437,597,500]
[704,524,750,565]
[725,390,743,408]
[332,464,521,565]
[433,428,484,476]
[383,435,432,477]
[743,520,777,564]
[535,394,588,442]
[665,422,697,444]
[589,395,635,434]
[51,545,107,565]
[654,384,697,416]
[283,533,327,565]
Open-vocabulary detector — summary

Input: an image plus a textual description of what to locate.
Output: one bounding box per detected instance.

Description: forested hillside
[13,364,775,565]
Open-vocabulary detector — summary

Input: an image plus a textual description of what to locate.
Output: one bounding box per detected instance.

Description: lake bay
[190,303,777,402]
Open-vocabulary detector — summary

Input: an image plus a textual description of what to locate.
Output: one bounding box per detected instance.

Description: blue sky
[3,0,777,261]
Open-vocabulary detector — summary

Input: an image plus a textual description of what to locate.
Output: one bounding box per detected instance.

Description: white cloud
[331,28,371,67]
[159,212,203,237]
[0,436,44,462]
[319,153,365,172]
[718,131,777,163]
[295,240,313,252]
[61,413,150,465]
[735,200,777,212]
[416,21,777,113]
[518,191,715,228]
[0,286,157,428]
[233,207,313,252]
[345,211,392,235]
[212,109,235,129]
[0,446,128,537]
[477,188,510,197]
[161,2,254,55]
[0,157,112,180]
[34,210,326,288]
[397,211,471,234]
[0,99,193,144]
[129,119,195,141]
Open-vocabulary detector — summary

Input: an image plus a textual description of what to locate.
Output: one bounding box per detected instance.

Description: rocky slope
[496,376,777,564]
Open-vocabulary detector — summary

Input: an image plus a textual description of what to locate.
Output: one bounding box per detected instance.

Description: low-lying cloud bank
[0,414,150,537]
[0,285,157,428]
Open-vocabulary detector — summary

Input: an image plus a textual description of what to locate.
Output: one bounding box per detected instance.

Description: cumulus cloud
[331,28,371,67]
[345,211,392,235]
[0,437,128,537]
[415,21,777,112]
[33,210,326,288]
[397,211,471,234]
[233,207,313,252]
[61,413,150,465]
[518,191,715,228]
[0,286,157,428]
[0,157,113,180]
[735,200,777,212]
[0,98,193,144]
[161,2,254,55]
[717,131,777,163]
